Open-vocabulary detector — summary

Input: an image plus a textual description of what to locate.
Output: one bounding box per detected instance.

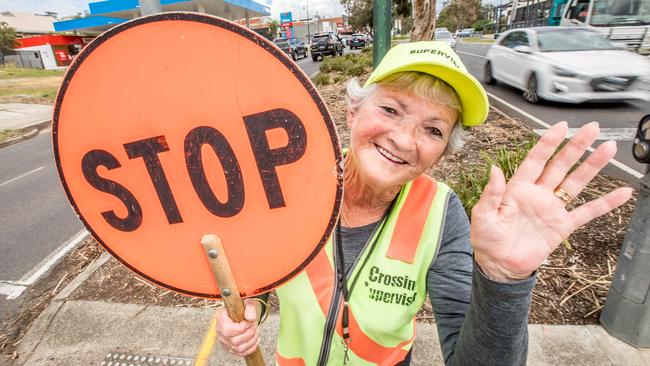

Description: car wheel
[523,74,539,104]
[338,48,343,56]
[483,61,496,85]
[292,52,297,61]
[312,55,318,62]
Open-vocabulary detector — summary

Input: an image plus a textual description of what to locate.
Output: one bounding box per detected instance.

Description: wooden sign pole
[199,234,266,366]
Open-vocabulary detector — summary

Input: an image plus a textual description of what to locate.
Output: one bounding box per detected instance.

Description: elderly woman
[215,41,632,365]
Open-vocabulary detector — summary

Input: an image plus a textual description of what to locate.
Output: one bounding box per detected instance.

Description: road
[455,40,649,182]
[0,47,356,321]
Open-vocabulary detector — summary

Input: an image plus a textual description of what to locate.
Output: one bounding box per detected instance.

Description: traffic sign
[53,13,343,298]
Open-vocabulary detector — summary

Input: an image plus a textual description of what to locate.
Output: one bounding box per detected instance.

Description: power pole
[373,0,392,67]
[139,0,162,16]
[600,115,650,347]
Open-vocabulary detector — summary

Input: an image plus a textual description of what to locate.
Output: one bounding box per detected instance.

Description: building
[0,11,56,36]
[53,0,271,33]
[12,35,89,69]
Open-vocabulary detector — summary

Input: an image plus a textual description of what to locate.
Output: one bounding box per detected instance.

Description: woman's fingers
[559,140,617,197]
[510,121,569,184]
[569,187,634,228]
[231,329,260,356]
[536,122,600,189]
[472,165,506,216]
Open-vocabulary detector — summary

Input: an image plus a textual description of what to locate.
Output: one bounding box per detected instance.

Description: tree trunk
[410,0,436,41]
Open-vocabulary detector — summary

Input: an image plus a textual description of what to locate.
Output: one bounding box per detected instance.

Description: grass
[314,51,373,86]
[0,129,22,144]
[460,37,495,44]
[0,64,66,79]
[0,65,63,104]
[450,138,537,216]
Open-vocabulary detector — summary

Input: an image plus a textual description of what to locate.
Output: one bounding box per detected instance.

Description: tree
[341,0,373,31]
[0,22,19,65]
[435,0,481,32]
[267,20,279,40]
[411,0,436,41]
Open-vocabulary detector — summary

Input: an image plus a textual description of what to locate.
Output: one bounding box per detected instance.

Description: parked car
[349,33,367,49]
[340,35,351,48]
[484,27,650,104]
[274,38,308,61]
[435,29,456,50]
[310,32,344,61]
[458,28,475,38]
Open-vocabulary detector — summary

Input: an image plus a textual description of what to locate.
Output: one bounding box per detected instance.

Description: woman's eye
[381,106,397,115]
[425,127,443,138]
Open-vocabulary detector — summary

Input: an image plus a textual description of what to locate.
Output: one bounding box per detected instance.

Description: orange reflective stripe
[276,352,306,366]
[335,302,412,364]
[305,248,335,315]
[306,247,413,364]
[387,176,438,264]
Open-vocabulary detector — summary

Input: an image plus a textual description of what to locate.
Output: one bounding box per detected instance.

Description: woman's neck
[341,153,400,227]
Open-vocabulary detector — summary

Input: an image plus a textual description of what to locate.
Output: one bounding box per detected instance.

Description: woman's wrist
[474,252,533,284]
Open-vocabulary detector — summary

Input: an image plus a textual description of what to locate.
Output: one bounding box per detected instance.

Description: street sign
[53,13,342,298]
[280,11,292,24]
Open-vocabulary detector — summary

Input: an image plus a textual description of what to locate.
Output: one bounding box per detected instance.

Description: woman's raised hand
[470,121,634,283]
[215,298,261,357]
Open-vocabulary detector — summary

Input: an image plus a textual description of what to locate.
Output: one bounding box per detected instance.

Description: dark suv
[310,33,344,61]
[349,34,367,49]
[274,38,308,61]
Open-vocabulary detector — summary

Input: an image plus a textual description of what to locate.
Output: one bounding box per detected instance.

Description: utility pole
[600,115,650,347]
[139,0,162,16]
[304,1,311,41]
[372,0,391,67]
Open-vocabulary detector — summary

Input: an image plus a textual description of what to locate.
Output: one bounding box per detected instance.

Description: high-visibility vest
[275,175,451,366]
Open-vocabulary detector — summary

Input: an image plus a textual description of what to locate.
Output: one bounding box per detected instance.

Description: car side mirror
[514,45,532,54]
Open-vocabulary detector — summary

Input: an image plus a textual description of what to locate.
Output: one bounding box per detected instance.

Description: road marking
[297,58,311,65]
[457,51,487,59]
[534,128,637,141]
[310,71,320,78]
[1,229,89,300]
[488,92,644,179]
[0,166,45,187]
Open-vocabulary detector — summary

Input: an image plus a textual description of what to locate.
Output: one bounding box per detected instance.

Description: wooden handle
[201,234,266,366]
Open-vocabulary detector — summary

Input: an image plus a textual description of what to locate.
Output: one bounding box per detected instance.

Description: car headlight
[552,66,578,78]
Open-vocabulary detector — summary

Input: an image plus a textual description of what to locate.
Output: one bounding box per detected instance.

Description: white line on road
[457,51,487,59]
[534,128,637,141]
[0,166,45,187]
[488,93,644,179]
[296,58,311,65]
[1,229,90,300]
[310,71,320,78]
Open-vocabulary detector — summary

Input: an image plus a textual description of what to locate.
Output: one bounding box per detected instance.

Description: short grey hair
[346,73,467,156]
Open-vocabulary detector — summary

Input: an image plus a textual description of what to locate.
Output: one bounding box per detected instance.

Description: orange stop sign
[54,13,343,298]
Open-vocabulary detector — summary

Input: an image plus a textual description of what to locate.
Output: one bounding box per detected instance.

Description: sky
[2,0,498,21]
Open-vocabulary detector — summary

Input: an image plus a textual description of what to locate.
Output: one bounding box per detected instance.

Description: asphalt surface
[455,40,649,182]
[0,132,84,320]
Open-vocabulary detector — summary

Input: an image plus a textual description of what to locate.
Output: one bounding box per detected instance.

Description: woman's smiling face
[347,85,458,191]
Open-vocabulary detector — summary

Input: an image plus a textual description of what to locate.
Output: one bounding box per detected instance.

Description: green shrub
[346,63,367,77]
[333,74,347,83]
[450,138,537,216]
[361,47,371,54]
[313,72,332,86]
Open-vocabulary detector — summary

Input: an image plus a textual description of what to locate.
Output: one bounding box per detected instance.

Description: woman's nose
[387,121,418,153]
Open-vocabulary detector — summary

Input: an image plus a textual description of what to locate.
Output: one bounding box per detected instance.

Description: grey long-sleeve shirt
[339,192,536,365]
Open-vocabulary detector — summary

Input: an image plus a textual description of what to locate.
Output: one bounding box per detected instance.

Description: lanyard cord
[334,199,396,361]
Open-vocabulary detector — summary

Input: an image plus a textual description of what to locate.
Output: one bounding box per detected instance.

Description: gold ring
[553,187,577,205]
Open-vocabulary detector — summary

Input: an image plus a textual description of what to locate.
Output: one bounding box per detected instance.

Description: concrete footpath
[0,103,53,148]
[12,255,650,366]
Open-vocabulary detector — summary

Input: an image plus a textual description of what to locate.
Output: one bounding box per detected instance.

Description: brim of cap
[365,62,489,127]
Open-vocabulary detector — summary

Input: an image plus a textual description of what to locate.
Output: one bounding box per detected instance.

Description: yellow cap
[365,41,489,126]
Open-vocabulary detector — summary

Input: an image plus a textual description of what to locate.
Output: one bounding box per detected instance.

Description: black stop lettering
[243,108,307,209]
[124,136,183,225]
[184,126,245,217]
[81,149,143,232]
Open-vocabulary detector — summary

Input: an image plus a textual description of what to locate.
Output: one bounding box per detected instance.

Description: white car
[484,27,650,104]
[435,29,456,51]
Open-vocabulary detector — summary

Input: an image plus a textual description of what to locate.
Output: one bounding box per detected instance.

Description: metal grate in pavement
[101,351,194,366]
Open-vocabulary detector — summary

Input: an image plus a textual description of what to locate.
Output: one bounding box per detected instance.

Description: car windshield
[435,31,453,39]
[590,0,650,26]
[537,29,616,51]
[312,35,328,42]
